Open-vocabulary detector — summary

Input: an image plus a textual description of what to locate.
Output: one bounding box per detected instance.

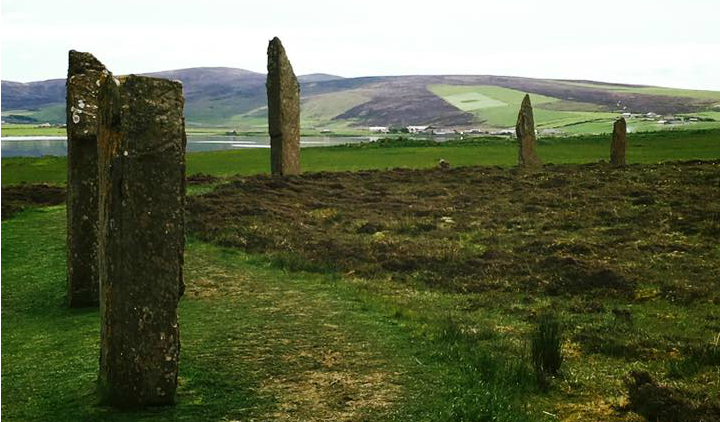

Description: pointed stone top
[521,93,532,108]
[268,37,284,57]
[614,117,627,130]
[267,37,296,78]
[516,93,535,135]
[68,50,105,77]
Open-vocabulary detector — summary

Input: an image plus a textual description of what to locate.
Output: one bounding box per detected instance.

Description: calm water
[0,135,378,158]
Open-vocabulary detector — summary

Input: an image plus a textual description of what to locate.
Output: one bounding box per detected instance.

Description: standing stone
[97,74,186,408]
[66,50,108,307]
[267,37,300,175]
[611,117,627,166]
[515,94,542,167]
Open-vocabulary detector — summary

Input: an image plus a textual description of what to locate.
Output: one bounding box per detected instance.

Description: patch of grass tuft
[531,313,563,387]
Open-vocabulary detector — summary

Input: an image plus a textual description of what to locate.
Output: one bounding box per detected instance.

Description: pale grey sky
[2,0,719,90]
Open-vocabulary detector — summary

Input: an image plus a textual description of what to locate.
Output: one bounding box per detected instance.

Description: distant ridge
[298,73,345,83]
[3,67,719,131]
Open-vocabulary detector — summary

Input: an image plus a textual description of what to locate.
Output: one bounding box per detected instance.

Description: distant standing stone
[515,94,542,167]
[611,117,627,166]
[267,37,300,175]
[66,50,108,307]
[97,74,186,408]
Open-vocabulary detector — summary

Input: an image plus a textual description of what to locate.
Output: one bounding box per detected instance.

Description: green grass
[2,206,542,421]
[301,89,371,123]
[556,81,720,103]
[3,129,719,186]
[428,84,619,131]
[0,123,365,137]
[429,84,558,108]
[1,123,66,136]
[427,84,720,134]
[2,105,66,125]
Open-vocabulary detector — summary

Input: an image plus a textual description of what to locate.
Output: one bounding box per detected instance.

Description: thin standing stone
[515,94,543,167]
[66,50,108,307]
[267,37,300,175]
[611,117,627,166]
[97,74,186,408]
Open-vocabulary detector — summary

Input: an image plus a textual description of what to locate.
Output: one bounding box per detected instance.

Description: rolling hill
[3,68,720,134]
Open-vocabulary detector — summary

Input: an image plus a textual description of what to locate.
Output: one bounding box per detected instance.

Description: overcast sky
[2,0,719,90]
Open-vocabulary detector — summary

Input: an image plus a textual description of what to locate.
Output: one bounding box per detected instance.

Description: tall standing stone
[97,74,186,408]
[66,50,108,307]
[611,117,627,165]
[267,37,300,175]
[515,94,542,167]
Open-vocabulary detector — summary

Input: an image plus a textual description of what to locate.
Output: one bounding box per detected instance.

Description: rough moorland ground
[1,183,65,219]
[187,161,719,296]
[187,160,720,420]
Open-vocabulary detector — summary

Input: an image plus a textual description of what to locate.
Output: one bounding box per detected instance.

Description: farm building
[407,125,433,133]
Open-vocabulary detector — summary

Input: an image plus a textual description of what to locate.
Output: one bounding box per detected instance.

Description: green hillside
[3,70,720,135]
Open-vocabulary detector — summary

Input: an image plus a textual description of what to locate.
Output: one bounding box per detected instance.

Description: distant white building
[369,126,389,133]
[37,123,52,128]
[407,125,430,133]
[622,112,632,118]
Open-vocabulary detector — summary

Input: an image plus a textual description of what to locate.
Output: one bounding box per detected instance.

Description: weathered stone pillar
[97,74,186,408]
[610,117,626,165]
[516,94,542,167]
[66,50,108,307]
[267,37,300,175]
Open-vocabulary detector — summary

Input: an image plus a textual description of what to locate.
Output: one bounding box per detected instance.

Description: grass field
[1,123,67,137]
[1,122,368,138]
[428,84,620,131]
[555,81,720,103]
[1,104,66,126]
[2,129,719,421]
[3,129,719,186]
[428,84,720,134]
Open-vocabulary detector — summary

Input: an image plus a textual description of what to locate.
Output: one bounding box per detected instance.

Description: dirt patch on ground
[187,173,222,185]
[2,184,66,220]
[183,249,403,421]
[624,370,720,422]
[187,161,720,298]
[263,348,399,422]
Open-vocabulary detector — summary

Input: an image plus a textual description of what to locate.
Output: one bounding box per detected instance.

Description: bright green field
[218,90,371,134]
[556,81,720,103]
[2,129,719,186]
[428,84,619,131]
[1,123,67,136]
[0,123,367,138]
[1,104,66,126]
